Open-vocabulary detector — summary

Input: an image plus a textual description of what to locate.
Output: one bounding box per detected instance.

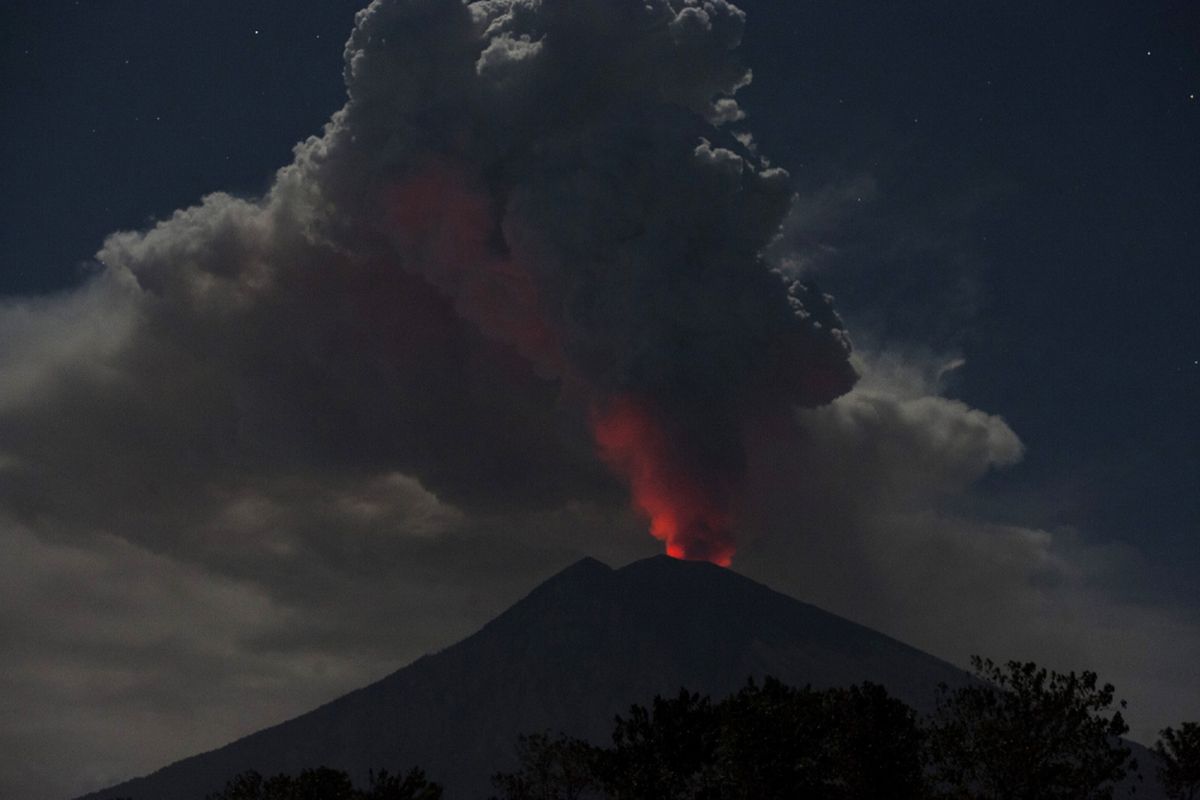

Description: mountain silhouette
[75,555,1153,799]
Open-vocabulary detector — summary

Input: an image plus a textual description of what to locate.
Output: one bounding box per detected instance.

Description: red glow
[391,166,492,273]
[591,395,735,566]
[388,165,563,371]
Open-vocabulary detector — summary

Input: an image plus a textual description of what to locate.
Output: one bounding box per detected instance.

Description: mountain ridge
[76,555,1157,799]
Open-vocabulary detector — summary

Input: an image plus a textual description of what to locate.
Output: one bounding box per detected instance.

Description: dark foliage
[925,656,1137,800]
[598,689,721,800]
[1156,723,1200,800]
[213,657,1147,800]
[489,732,602,800]
[205,766,440,800]
[493,679,924,800]
[714,678,925,800]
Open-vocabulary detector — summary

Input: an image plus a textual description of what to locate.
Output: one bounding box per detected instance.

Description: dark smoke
[0,0,856,563]
[318,0,858,560]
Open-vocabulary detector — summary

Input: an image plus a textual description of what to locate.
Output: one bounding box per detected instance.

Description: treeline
[205,657,1199,800]
[205,767,440,800]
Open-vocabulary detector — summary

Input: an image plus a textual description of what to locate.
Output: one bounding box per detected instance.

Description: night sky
[1,1,1197,798]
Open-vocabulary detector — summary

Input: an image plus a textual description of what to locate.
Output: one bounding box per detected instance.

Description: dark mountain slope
[78,556,1146,799]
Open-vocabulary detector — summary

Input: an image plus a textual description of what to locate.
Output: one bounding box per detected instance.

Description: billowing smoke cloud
[338,0,857,562]
[2,0,854,566]
[4,5,1199,797]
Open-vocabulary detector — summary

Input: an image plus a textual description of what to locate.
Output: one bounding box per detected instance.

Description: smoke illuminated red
[389,165,563,371]
[387,166,773,568]
[591,395,735,566]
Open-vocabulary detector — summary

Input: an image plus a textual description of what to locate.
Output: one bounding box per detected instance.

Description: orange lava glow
[591,395,735,566]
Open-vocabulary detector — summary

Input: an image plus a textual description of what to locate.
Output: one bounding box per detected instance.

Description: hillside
[78,556,1156,799]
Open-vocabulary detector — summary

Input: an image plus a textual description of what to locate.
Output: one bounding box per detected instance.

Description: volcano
[74,556,1153,799]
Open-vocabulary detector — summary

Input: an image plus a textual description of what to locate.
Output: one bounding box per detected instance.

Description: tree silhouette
[598,689,721,800]
[714,678,924,800]
[214,661,1150,800]
[206,766,440,800]
[493,679,925,800]
[925,656,1137,800]
[490,732,601,800]
[1155,723,1200,800]
[206,770,266,800]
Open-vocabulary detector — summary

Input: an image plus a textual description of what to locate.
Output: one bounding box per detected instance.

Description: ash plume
[1,0,855,564]
[323,0,858,561]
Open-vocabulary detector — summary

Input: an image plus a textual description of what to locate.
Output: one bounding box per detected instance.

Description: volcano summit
[79,555,980,799]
